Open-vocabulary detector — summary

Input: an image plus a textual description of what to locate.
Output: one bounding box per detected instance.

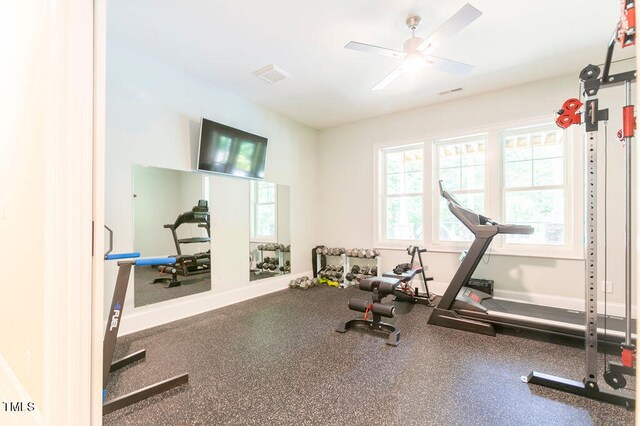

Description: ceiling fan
[345,3,482,90]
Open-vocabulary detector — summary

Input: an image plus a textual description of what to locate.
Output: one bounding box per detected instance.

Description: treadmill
[428,181,635,343]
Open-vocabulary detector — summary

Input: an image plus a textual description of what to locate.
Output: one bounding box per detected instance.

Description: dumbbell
[351,265,360,274]
[373,249,380,257]
[361,266,371,275]
[371,266,378,276]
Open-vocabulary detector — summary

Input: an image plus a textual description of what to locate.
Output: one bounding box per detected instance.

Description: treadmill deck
[455,298,635,342]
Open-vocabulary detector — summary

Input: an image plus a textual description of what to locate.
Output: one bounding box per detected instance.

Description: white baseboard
[0,355,42,426]
[427,280,636,318]
[118,271,311,336]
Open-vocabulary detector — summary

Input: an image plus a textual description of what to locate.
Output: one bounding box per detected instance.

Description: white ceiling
[108,0,633,129]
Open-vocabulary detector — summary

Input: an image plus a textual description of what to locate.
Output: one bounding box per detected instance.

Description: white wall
[317,73,635,315]
[105,41,319,327]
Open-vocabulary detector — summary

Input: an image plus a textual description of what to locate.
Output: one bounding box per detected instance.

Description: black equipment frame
[336,277,401,346]
[103,257,189,415]
[383,246,435,306]
[154,200,211,287]
[523,57,636,407]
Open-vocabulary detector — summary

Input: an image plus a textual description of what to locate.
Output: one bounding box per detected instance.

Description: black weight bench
[336,277,401,346]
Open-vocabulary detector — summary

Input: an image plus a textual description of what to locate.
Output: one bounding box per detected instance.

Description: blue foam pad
[105,252,141,260]
[135,257,176,266]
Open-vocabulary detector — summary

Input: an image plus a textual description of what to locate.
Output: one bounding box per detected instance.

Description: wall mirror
[249,181,291,281]
[133,164,212,306]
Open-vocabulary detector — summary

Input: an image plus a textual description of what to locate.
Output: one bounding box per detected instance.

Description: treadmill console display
[463,288,482,303]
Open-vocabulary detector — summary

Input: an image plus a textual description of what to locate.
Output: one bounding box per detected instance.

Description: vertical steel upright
[523,64,635,408]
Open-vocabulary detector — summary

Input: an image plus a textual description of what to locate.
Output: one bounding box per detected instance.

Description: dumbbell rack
[256,248,288,274]
[315,253,382,288]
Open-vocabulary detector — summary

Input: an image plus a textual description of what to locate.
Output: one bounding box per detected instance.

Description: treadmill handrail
[438,180,533,235]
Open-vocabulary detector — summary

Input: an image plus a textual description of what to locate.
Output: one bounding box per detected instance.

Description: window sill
[375,243,583,260]
[375,240,425,251]
[426,244,583,260]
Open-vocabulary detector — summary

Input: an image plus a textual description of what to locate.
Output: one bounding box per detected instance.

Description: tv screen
[197,118,267,179]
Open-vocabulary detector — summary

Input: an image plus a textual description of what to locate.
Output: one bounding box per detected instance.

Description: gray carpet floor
[134,266,211,307]
[104,285,635,425]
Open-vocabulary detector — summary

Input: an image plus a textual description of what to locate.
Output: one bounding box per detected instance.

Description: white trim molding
[118,272,312,336]
[42,0,95,424]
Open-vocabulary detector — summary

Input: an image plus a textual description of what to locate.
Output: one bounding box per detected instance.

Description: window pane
[386,196,423,240]
[404,150,423,172]
[439,145,460,169]
[387,173,403,194]
[460,141,485,166]
[461,165,484,190]
[504,161,532,188]
[405,171,423,193]
[256,205,275,237]
[386,152,403,173]
[504,136,532,162]
[533,158,563,186]
[533,132,563,159]
[439,168,461,191]
[505,189,564,244]
[257,183,274,203]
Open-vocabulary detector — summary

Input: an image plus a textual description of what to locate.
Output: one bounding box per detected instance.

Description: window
[502,124,567,245]
[375,119,579,257]
[435,135,487,242]
[250,181,277,241]
[379,144,424,242]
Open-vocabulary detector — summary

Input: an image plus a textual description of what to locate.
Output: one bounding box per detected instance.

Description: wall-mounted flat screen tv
[197,118,267,180]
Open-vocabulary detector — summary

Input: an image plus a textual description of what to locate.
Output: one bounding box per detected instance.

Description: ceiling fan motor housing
[403,36,424,53]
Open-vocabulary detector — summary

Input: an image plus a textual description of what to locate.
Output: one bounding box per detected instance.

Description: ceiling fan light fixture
[402,52,425,72]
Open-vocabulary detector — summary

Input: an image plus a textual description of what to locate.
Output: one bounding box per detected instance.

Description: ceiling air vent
[252,64,291,84]
[438,87,463,95]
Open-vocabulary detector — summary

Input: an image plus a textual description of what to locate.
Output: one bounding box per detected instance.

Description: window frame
[375,141,426,248]
[499,123,573,251]
[373,116,583,259]
[250,180,278,243]
[432,133,489,248]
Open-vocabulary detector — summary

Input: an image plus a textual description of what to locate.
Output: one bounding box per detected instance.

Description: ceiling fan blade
[425,55,474,75]
[372,65,404,91]
[417,3,482,54]
[345,41,405,59]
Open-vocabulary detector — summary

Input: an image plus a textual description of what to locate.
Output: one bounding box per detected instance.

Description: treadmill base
[428,308,496,336]
[523,371,634,408]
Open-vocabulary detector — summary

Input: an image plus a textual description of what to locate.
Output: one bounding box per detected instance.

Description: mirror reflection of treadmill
[428,180,635,343]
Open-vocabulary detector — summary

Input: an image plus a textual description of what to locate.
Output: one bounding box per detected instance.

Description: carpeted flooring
[104,285,635,425]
